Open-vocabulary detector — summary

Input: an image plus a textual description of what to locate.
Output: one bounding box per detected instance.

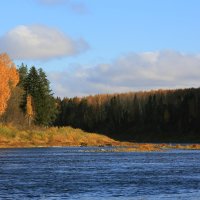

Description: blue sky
[1,0,200,97]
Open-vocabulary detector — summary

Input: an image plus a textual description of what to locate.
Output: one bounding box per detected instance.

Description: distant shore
[0,125,200,151]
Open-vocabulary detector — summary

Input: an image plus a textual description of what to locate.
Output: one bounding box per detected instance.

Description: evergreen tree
[19,65,57,126]
[17,63,28,88]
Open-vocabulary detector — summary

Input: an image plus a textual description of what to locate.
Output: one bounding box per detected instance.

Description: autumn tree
[0,53,19,116]
[26,95,34,126]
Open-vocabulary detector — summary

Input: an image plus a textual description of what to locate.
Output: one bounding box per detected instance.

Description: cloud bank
[0,25,89,60]
[48,51,200,97]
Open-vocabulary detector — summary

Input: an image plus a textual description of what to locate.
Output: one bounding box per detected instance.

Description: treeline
[54,88,200,142]
[1,53,200,142]
[0,53,57,126]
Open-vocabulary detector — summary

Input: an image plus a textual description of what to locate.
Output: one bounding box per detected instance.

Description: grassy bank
[0,124,200,151]
[0,124,123,148]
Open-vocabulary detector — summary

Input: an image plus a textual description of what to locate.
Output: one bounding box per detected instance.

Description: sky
[1,0,200,97]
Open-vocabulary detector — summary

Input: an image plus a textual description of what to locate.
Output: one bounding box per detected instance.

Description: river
[0,147,200,199]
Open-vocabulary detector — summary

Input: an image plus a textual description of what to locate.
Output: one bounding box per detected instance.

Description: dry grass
[0,124,200,151]
[0,124,121,148]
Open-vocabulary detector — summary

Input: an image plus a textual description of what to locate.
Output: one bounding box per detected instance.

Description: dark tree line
[54,88,200,142]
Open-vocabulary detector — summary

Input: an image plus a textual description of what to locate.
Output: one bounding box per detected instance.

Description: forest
[54,88,200,142]
[1,53,200,142]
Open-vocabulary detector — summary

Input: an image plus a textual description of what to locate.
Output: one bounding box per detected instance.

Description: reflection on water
[0,147,200,199]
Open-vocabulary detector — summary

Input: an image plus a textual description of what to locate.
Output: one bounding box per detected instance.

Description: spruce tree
[17,63,28,88]
[18,65,57,126]
[35,68,57,125]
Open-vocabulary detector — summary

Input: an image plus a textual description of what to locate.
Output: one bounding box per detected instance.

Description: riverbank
[0,124,121,148]
[0,124,200,151]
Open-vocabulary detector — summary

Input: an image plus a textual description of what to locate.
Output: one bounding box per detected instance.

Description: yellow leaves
[9,66,19,87]
[26,95,34,126]
[26,95,34,117]
[0,53,19,116]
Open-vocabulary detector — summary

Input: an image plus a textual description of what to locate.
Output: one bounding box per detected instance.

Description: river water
[0,147,200,199]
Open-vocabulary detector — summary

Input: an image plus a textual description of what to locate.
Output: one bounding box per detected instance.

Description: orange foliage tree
[0,53,19,116]
[26,95,34,126]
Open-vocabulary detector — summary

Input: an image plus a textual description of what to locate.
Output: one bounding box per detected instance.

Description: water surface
[0,147,200,199]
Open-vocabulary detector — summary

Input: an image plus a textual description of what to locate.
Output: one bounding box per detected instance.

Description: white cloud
[48,51,200,98]
[0,25,89,60]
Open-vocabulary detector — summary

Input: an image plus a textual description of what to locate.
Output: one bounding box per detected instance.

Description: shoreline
[1,143,200,152]
[1,125,200,151]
